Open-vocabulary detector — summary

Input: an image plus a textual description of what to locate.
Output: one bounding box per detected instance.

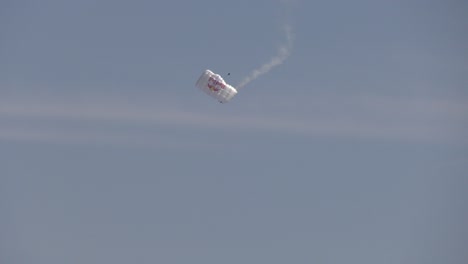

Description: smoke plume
[237,25,294,89]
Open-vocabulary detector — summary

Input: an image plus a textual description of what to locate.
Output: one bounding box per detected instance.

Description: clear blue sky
[1,0,467,263]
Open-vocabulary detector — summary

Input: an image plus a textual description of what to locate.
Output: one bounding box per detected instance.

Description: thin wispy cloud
[1,94,466,147]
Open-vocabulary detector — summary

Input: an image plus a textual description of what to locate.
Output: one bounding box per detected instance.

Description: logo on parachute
[207,77,225,92]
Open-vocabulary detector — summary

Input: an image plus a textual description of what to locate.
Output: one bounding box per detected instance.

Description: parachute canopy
[195,70,238,103]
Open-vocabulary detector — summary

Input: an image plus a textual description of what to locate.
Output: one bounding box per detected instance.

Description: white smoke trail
[237,24,294,89]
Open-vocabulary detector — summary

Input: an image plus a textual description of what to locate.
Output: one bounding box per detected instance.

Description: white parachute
[195,70,238,103]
